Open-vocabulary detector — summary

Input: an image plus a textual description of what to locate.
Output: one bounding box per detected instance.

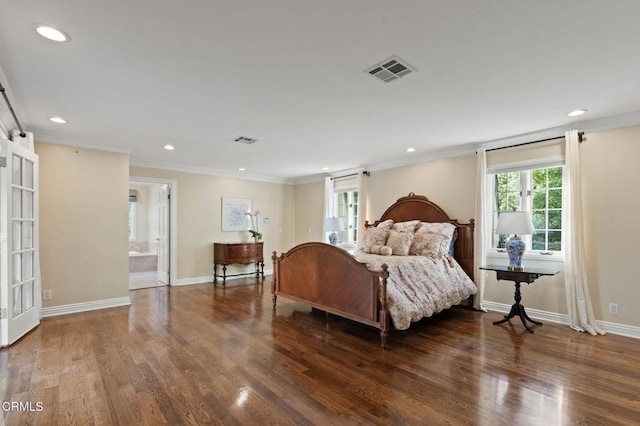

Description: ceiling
[1,1,640,183]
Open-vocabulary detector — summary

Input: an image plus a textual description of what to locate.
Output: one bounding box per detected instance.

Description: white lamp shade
[325,217,342,232]
[496,211,534,235]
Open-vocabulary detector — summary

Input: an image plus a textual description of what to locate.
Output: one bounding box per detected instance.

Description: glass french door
[0,139,40,346]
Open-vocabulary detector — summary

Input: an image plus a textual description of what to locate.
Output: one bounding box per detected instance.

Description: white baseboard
[175,269,273,286]
[483,301,640,339]
[41,296,131,318]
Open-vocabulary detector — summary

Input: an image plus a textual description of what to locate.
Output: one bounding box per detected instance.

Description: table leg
[222,265,227,288]
[493,282,541,333]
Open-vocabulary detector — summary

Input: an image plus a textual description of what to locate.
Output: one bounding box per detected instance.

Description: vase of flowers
[245,210,262,242]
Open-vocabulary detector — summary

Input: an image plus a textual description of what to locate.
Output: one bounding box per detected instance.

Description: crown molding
[480,110,640,150]
[35,134,134,154]
[130,157,290,184]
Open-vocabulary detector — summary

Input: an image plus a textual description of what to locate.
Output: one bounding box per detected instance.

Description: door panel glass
[13,285,23,316]
[13,254,22,284]
[12,188,22,218]
[23,222,33,249]
[12,154,22,186]
[24,191,34,219]
[13,221,22,250]
[23,251,34,280]
[23,281,34,311]
[24,159,34,189]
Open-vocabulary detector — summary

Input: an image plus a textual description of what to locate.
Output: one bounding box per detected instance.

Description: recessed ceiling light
[49,116,67,124]
[163,144,175,151]
[406,147,416,153]
[35,25,70,42]
[321,167,329,171]
[238,168,246,171]
[567,109,587,117]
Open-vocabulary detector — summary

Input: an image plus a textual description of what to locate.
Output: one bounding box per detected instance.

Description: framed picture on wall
[222,197,251,231]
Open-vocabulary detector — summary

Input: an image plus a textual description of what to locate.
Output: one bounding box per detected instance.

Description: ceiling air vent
[233,136,258,145]
[366,56,416,83]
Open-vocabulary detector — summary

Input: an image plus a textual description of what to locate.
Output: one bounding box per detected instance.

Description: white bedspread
[353,251,477,330]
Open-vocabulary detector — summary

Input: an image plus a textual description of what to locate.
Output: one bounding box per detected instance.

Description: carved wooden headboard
[365,193,475,281]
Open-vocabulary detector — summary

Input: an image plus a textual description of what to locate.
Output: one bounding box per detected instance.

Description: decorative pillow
[415,222,456,248]
[379,246,392,256]
[370,245,392,256]
[391,220,420,233]
[376,219,394,230]
[410,232,448,258]
[360,228,389,253]
[386,230,414,256]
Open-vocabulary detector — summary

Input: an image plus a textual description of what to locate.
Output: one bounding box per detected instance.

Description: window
[492,166,563,253]
[335,190,358,245]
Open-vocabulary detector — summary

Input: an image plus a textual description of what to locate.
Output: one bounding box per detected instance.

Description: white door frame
[130,176,177,286]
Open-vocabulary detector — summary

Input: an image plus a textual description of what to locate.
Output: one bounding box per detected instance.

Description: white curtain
[563,130,605,335]
[356,171,369,248]
[473,148,489,311]
[322,177,334,243]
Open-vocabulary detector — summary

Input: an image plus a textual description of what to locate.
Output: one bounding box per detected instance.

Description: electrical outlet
[608,303,618,315]
[43,290,53,301]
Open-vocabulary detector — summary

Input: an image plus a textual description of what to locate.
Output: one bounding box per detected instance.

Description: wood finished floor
[1,277,639,426]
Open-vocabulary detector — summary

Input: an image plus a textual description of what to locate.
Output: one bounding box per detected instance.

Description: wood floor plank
[1,278,639,425]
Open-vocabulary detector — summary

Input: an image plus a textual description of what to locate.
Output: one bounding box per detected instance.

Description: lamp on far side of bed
[325,217,342,245]
[496,211,535,271]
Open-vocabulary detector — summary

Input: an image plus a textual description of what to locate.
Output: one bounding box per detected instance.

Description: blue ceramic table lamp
[325,217,342,245]
[496,211,535,271]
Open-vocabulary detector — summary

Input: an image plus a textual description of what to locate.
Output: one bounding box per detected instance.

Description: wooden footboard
[272,242,390,347]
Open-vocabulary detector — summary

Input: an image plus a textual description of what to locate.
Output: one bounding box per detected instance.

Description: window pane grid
[493,166,563,253]
[335,190,358,244]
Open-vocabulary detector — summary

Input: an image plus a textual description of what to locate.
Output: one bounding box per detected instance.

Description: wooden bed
[271,193,475,348]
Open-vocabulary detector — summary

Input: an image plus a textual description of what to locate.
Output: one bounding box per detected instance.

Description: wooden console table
[481,265,559,333]
[213,242,264,287]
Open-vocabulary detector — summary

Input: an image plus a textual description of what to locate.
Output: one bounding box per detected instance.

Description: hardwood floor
[1,277,639,425]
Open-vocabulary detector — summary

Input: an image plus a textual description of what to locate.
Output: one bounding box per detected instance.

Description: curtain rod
[0,80,26,138]
[331,171,370,180]
[486,132,583,152]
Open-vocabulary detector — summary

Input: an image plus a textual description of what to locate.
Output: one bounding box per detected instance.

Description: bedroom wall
[581,125,640,326]
[36,142,130,307]
[293,180,324,245]
[292,155,478,246]
[367,155,477,221]
[129,166,296,282]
